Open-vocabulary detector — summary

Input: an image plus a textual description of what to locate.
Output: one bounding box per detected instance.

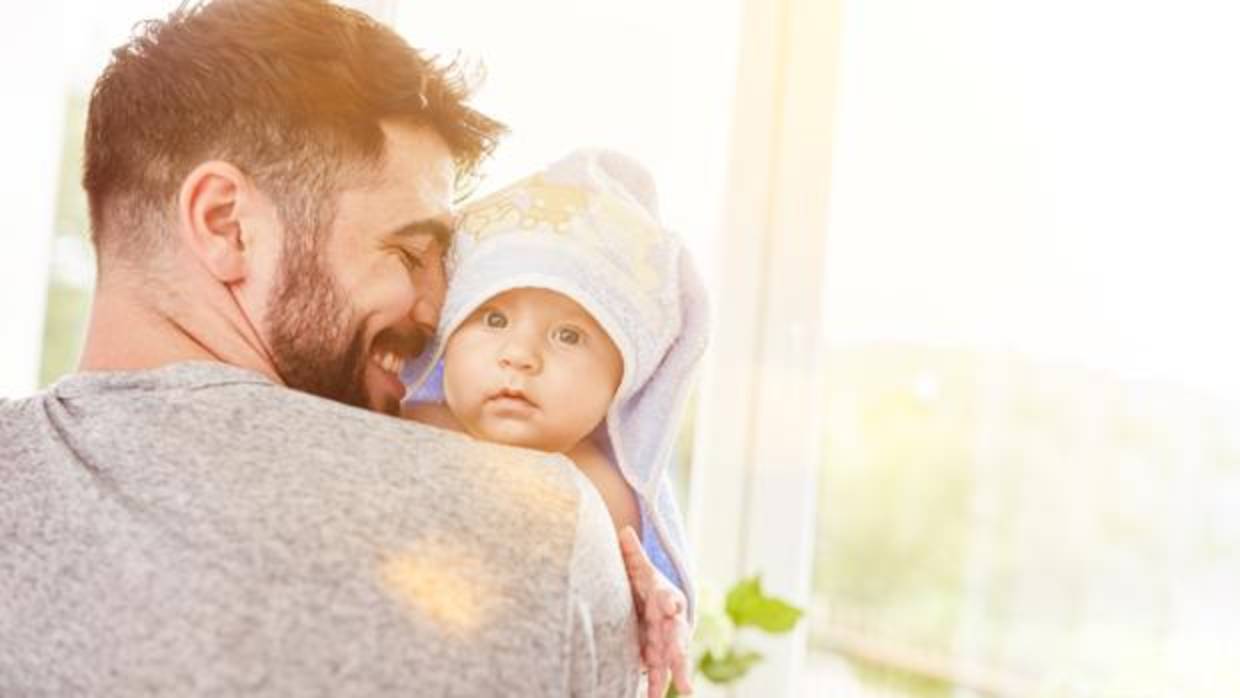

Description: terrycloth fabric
[406,149,710,619]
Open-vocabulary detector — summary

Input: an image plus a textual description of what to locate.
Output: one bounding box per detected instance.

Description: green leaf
[698,649,763,684]
[724,575,805,633]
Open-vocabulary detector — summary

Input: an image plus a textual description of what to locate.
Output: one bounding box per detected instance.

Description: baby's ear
[594,150,661,219]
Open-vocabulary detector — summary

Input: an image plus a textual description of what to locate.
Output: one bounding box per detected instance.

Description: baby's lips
[491,386,538,406]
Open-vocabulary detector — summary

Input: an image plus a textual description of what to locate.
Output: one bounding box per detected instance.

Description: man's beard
[265,239,373,411]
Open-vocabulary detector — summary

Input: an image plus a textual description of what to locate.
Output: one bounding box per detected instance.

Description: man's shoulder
[2,363,583,496]
[3,361,609,578]
[192,377,599,503]
[1,374,639,695]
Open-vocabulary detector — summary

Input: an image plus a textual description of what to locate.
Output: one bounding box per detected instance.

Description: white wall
[0,2,66,397]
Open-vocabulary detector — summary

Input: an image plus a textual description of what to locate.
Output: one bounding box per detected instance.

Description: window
[804,1,1240,695]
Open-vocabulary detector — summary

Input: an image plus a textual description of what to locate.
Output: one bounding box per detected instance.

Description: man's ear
[176,161,264,283]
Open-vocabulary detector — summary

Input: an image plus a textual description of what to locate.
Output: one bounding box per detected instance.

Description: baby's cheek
[441,373,464,417]
[441,364,478,422]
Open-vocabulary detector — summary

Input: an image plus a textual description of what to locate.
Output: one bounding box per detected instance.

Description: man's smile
[370,326,430,377]
[371,350,406,375]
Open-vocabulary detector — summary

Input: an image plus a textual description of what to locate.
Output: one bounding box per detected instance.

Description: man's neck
[77,275,282,385]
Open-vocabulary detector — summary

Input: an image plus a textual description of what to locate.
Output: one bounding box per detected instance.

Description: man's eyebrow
[385,218,454,248]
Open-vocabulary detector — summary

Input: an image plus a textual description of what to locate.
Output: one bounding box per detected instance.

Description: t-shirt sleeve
[561,456,642,697]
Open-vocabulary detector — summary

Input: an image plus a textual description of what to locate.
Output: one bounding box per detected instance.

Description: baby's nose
[498,340,540,372]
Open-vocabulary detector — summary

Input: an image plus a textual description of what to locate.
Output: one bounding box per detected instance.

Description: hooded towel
[404,149,709,618]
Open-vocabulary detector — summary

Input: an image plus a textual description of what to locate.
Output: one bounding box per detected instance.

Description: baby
[403,149,708,697]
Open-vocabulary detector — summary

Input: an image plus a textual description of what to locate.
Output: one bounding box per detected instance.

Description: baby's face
[442,287,623,453]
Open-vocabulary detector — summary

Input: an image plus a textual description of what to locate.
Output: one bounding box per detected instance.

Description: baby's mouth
[488,387,537,408]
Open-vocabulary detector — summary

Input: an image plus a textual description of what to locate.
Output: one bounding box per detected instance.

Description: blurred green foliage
[53,91,90,237]
[39,283,91,388]
[726,576,803,634]
[669,576,804,697]
[39,91,91,388]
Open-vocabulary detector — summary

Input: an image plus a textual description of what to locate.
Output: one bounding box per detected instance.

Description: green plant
[668,576,804,697]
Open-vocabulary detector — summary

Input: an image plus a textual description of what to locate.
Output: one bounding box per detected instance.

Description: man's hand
[619,526,692,697]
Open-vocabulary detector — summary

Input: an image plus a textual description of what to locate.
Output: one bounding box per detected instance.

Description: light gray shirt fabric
[0,361,640,697]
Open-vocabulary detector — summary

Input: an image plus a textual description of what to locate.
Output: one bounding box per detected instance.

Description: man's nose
[409,295,439,337]
[410,264,447,332]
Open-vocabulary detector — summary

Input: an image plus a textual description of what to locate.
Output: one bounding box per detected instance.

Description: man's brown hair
[83,0,505,263]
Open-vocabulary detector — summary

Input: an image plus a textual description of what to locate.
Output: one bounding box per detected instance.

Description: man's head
[442,287,624,453]
[82,0,505,414]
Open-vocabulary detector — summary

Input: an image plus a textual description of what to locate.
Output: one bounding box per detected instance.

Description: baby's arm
[567,439,641,535]
[569,442,692,696]
[620,527,693,697]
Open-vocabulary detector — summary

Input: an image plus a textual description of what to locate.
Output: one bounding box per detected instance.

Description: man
[0,1,640,695]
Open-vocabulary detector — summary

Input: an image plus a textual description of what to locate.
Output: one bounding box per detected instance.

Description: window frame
[685,0,843,694]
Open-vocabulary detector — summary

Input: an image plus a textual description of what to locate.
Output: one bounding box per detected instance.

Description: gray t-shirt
[0,361,639,697]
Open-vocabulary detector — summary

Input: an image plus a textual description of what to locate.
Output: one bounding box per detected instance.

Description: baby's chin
[484,433,562,453]
[468,422,572,454]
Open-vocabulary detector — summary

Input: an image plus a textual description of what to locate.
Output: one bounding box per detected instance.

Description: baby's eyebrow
[561,312,599,328]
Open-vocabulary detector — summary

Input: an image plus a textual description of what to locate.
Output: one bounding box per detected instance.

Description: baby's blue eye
[554,327,582,345]
[483,310,507,328]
